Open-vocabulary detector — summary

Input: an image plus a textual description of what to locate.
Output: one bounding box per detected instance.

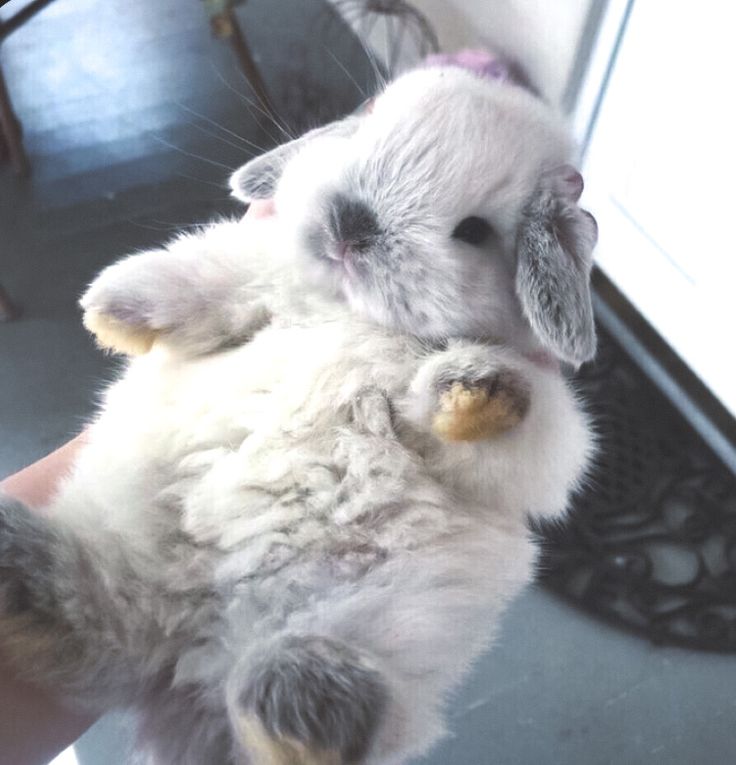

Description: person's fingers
[0,432,88,510]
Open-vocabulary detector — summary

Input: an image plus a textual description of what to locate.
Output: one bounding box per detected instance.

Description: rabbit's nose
[329,194,379,251]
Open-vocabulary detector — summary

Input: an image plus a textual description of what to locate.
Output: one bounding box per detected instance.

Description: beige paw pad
[238,715,342,765]
[83,309,158,356]
[432,374,530,442]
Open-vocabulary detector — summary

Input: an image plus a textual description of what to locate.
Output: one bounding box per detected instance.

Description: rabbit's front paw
[80,263,165,356]
[406,347,531,442]
[82,306,159,356]
[432,371,530,441]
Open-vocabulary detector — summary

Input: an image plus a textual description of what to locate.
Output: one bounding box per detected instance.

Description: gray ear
[229,116,360,203]
[515,166,598,367]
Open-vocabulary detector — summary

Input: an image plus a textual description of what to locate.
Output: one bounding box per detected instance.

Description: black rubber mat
[538,328,736,652]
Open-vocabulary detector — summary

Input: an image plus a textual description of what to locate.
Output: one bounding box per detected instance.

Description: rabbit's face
[233,67,598,365]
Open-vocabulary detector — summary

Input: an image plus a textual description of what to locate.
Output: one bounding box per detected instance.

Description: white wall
[410,0,594,105]
[333,0,595,107]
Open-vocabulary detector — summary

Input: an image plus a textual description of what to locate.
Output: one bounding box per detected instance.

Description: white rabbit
[0,64,596,764]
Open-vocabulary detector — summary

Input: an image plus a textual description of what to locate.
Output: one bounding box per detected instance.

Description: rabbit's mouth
[325,240,366,288]
[304,222,365,278]
[297,224,362,305]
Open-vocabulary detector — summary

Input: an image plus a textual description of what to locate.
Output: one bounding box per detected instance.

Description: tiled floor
[1,1,735,763]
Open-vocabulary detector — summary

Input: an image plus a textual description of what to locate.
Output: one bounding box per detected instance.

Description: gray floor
[1,0,735,763]
[71,591,736,765]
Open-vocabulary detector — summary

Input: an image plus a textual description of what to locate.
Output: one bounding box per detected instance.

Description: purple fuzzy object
[422,49,534,93]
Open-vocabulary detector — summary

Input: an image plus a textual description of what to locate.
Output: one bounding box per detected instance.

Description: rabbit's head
[232,66,597,366]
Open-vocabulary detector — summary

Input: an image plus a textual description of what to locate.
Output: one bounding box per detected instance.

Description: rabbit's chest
[112,322,358,444]
[166,322,412,439]
[94,321,428,562]
[91,318,420,505]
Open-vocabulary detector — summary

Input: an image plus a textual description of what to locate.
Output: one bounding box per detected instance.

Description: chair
[0,0,56,176]
[0,0,273,321]
[0,0,274,177]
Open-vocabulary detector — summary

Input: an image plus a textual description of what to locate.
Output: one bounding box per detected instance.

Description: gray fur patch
[231,117,360,202]
[237,635,387,764]
[0,494,58,614]
[233,152,286,201]
[515,186,597,366]
[329,194,380,250]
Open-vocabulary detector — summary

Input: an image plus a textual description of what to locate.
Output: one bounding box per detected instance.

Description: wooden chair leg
[0,59,30,176]
[209,6,277,123]
[226,11,273,114]
[0,283,21,321]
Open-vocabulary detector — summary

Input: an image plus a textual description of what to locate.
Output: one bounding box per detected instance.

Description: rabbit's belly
[63,320,421,542]
[125,320,417,449]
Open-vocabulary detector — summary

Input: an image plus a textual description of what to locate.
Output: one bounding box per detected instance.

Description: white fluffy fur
[50,217,593,763]
[2,66,596,765]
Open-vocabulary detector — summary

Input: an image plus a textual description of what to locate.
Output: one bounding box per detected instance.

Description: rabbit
[0,63,597,765]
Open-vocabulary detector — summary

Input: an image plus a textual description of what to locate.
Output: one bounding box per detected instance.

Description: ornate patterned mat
[538,329,736,652]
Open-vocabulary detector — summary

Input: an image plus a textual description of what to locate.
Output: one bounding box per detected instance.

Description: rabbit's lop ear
[230,116,360,203]
[515,165,598,368]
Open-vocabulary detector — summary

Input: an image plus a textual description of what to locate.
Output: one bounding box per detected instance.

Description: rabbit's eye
[452,216,493,246]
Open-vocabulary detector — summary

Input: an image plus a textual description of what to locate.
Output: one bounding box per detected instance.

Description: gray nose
[329,194,379,250]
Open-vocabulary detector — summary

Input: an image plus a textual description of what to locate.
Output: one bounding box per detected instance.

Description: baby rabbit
[0,64,596,765]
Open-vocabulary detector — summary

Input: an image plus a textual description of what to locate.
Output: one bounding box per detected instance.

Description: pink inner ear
[542,166,599,250]
[553,165,584,201]
[245,199,276,220]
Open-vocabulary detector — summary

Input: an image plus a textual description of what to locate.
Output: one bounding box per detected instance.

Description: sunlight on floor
[48,747,79,765]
